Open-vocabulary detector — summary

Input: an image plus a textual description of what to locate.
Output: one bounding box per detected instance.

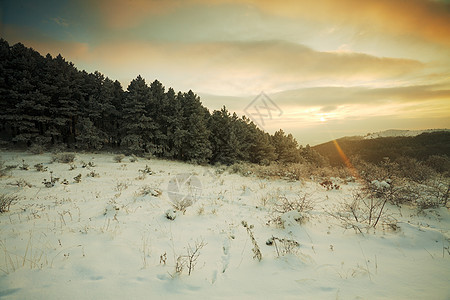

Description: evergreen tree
[271,129,301,163]
[209,106,239,164]
[75,117,106,150]
[247,125,276,164]
[179,90,212,162]
[148,79,167,155]
[122,76,157,154]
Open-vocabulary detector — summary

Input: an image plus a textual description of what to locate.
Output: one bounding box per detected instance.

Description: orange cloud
[91,0,450,46]
[90,40,424,94]
[240,0,450,46]
[91,0,184,29]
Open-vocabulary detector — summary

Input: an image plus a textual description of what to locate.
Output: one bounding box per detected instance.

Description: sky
[1,0,449,145]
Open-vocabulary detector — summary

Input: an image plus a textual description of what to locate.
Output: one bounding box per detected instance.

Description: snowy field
[0,151,449,299]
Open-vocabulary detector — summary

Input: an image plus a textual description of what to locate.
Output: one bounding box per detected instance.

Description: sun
[320,116,326,122]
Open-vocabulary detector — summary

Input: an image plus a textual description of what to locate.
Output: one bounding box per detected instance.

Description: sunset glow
[1,0,449,145]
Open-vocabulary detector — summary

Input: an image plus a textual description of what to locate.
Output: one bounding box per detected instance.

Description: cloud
[240,0,450,47]
[89,0,450,46]
[90,0,184,29]
[89,40,424,95]
[270,84,450,108]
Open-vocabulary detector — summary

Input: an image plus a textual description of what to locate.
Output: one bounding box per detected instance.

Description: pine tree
[148,80,167,156]
[247,124,276,164]
[209,106,239,164]
[75,117,106,150]
[122,76,157,154]
[178,90,212,163]
[271,129,301,163]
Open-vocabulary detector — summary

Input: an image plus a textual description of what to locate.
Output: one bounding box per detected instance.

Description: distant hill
[364,129,449,139]
[313,131,450,166]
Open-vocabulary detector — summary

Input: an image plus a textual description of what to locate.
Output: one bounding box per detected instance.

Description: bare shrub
[0,194,18,213]
[139,165,152,175]
[34,163,48,172]
[137,165,152,180]
[0,160,6,177]
[269,194,314,227]
[73,174,82,183]
[413,176,450,210]
[266,236,300,256]
[250,162,334,182]
[394,156,436,183]
[19,159,29,170]
[327,182,398,233]
[113,154,125,163]
[1,163,17,177]
[165,209,177,220]
[115,181,129,191]
[137,185,162,197]
[9,179,32,188]
[242,221,262,261]
[229,162,252,177]
[274,194,314,215]
[171,198,193,213]
[52,153,76,163]
[176,239,207,275]
[320,179,340,190]
[86,171,99,177]
[425,155,450,176]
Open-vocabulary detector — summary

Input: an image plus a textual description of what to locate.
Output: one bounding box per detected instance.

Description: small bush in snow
[11,179,32,188]
[138,165,152,175]
[327,181,398,233]
[276,194,314,214]
[165,209,177,220]
[171,199,193,214]
[19,159,29,170]
[115,181,129,191]
[113,154,125,163]
[0,160,13,177]
[138,185,161,197]
[34,163,48,172]
[320,179,340,190]
[242,221,262,261]
[0,194,18,213]
[229,163,252,176]
[266,236,300,257]
[86,171,99,178]
[137,165,152,180]
[269,194,314,227]
[73,174,82,183]
[42,171,59,188]
[52,153,76,163]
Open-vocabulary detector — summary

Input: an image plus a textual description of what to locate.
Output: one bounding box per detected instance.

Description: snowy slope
[0,151,449,299]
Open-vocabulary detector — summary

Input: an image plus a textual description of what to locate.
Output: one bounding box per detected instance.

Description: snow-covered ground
[0,151,449,299]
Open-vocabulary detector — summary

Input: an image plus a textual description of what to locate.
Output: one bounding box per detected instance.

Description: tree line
[0,39,325,166]
[313,132,450,174]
